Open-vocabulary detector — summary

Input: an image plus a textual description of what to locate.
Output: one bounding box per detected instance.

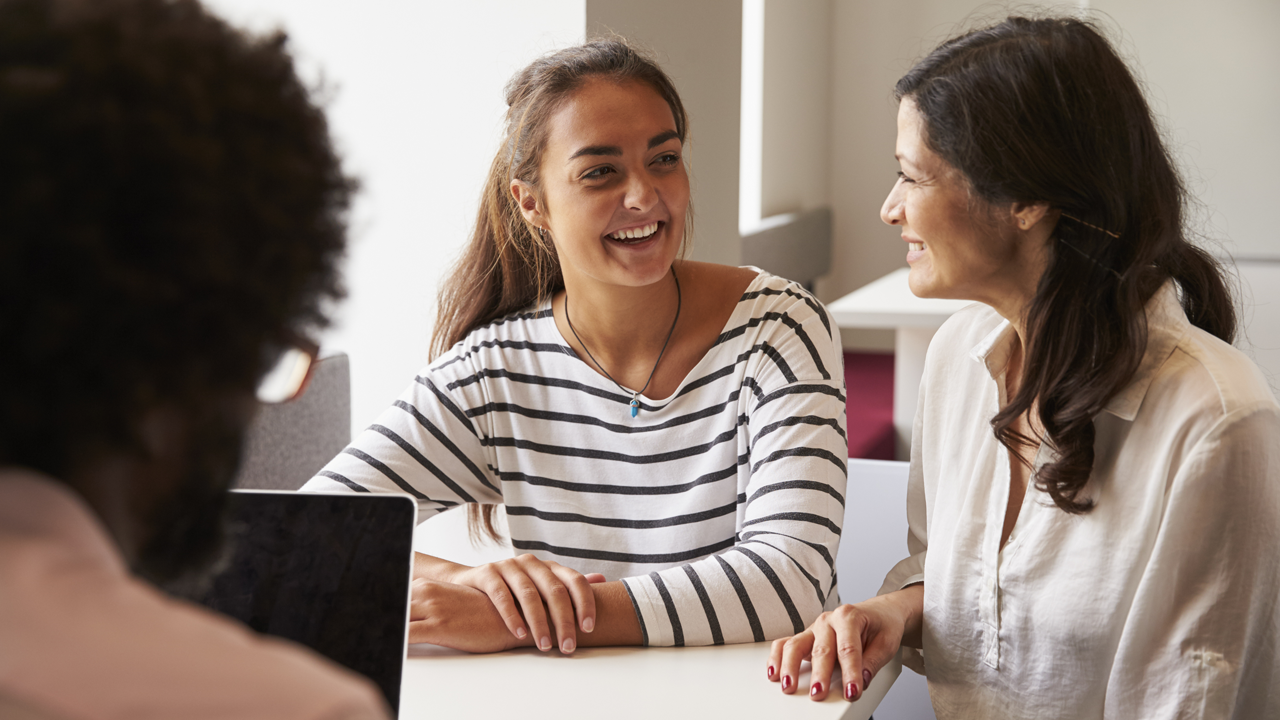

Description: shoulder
[0,474,386,719]
[452,304,557,352]
[1137,325,1280,448]
[735,266,837,337]
[1123,283,1277,428]
[1168,326,1278,417]
[2,558,385,719]
[429,303,566,377]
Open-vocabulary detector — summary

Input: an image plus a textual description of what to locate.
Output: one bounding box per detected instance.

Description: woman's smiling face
[517,77,689,292]
[880,98,1024,305]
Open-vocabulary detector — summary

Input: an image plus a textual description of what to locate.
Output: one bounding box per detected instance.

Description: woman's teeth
[610,222,660,242]
[909,242,925,252]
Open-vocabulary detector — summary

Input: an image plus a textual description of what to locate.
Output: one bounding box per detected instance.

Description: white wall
[1095,0,1280,261]
[760,0,832,220]
[203,0,586,432]
[1236,260,1280,397]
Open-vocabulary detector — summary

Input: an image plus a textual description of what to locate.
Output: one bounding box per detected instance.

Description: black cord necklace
[564,266,681,418]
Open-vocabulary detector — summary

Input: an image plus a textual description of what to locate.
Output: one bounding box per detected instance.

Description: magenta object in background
[843,352,895,460]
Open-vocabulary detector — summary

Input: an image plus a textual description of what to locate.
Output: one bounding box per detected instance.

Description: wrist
[413,552,470,583]
[884,583,924,648]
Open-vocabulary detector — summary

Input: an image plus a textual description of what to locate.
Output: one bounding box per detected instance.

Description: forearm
[884,583,924,649]
[409,577,642,652]
[413,551,468,582]
[575,581,642,647]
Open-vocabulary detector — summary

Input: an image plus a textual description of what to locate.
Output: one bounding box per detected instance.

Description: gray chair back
[740,207,832,291]
[233,353,351,491]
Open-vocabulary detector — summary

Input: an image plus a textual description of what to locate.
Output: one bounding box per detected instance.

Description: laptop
[177,490,416,714]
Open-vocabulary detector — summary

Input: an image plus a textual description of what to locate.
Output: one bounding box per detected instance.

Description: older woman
[768,16,1280,718]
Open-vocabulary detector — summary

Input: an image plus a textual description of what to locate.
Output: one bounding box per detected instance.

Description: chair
[740,206,832,292]
[233,353,352,491]
[840,458,936,720]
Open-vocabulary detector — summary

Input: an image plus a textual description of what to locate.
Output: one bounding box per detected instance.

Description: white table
[406,480,909,720]
[828,268,971,459]
[399,641,901,719]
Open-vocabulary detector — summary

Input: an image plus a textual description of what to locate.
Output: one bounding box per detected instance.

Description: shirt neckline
[967,280,1190,421]
[544,267,772,406]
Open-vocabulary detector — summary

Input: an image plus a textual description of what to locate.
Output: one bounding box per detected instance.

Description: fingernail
[810,682,823,697]
[844,682,856,701]
[539,636,551,651]
[766,665,775,680]
[863,669,872,688]
[515,627,527,639]
[582,617,595,633]
[782,675,793,691]
[561,638,575,653]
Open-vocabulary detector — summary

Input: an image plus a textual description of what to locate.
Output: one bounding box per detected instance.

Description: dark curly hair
[0,0,356,476]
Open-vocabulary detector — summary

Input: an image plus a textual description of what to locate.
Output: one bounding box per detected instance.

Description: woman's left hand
[408,579,526,652]
[407,574,608,653]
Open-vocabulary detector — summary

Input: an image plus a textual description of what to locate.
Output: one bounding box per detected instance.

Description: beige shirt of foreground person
[882,282,1280,719]
[0,469,390,720]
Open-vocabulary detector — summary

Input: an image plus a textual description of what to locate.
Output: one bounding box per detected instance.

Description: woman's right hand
[768,584,923,702]
[442,554,605,654]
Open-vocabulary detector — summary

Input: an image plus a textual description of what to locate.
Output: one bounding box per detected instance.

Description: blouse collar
[967,280,1189,421]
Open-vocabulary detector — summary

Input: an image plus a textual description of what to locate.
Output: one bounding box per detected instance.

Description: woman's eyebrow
[569,144,621,160]
[648,130,679,148]
[567,130,680,161]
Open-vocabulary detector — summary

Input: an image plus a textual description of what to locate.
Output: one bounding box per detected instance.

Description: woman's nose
[881,181,904,226]
[624,172,657,211]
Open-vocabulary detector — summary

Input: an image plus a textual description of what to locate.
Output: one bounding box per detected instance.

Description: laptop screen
[178,490,416,713]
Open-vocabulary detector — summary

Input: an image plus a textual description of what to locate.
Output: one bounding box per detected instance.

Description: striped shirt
[304,270,848,646]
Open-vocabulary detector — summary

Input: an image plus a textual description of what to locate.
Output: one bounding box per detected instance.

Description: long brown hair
[897,16,1236,513]
[431,38,689,541]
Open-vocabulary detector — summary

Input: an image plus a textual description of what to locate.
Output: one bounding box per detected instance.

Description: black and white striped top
[304,270,848,646]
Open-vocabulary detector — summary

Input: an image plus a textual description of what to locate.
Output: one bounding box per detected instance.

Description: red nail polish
[766,665,775,680]
[810,682,823,697]
[845,682,855,701]
[863,669,873,688]
[782,675,793,691]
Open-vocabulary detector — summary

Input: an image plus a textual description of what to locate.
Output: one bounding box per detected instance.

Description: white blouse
[882,282,1280,719]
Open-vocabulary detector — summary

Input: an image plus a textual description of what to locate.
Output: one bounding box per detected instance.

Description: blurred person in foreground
[0,0,388,717]
[768,15,1279,717]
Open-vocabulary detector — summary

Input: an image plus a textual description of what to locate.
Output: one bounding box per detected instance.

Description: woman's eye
[584,166,614,179]
[655,152,680,165]
[896,170,915,184]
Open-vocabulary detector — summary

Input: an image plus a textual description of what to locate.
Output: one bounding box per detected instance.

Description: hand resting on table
[767,584,923,702]
[410,553,610,654]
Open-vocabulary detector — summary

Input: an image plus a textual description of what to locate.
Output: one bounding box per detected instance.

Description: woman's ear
[510,179,545,228]
[1010,201,1054,232]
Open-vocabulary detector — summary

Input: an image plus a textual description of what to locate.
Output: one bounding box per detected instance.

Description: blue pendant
[630,398,640,418]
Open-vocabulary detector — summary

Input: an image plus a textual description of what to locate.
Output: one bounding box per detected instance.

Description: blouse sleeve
[1103,401,1280,719]
[877,359,930,674]
[619,289,849,646]
[300,364,504,520]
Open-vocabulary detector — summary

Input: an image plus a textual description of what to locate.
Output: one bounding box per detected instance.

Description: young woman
[768,16,1280,716]
[303,40,848,655]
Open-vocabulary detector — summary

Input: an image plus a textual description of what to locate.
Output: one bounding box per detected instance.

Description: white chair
[840,458,935,720]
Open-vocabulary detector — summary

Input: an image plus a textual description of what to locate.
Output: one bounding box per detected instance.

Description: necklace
[564,266,681,418]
